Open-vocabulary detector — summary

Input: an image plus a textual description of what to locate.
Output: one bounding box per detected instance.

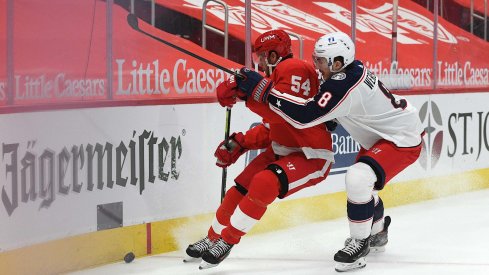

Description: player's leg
[334,161,376,272]
[335,139,421,271]
[209,148,276,240]
[184,148,275,262]
[371,190,384,236]
[369,190,391,253]
[219,153,330,243]
[200,153,330,269]
[183,185,246,262]
[207,185,247,241]
[199,169,280,269]
[357,139,421,252]
[344,190,389,251]
[272,152,331,199]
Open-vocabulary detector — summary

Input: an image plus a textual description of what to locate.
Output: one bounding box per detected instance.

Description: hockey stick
[127,13,235,202]
[127,13,239,76]
[221,107,232,202]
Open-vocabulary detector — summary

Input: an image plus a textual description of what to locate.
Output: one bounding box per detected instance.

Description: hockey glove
[235,67,273,103]
[214,132,248,168]
[216,75,239,107]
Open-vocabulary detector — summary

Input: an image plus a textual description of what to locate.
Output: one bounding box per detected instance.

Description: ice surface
[68,189,489,275]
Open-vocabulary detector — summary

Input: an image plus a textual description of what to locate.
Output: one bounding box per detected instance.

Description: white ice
[69,189,489,275]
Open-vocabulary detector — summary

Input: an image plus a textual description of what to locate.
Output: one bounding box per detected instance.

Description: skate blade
[370,246,386,253]
[198,260,218,270]
[183,255,200,263]
[334,257,367,272]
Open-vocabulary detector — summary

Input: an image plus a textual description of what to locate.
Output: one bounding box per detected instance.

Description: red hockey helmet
[254,29,292,59]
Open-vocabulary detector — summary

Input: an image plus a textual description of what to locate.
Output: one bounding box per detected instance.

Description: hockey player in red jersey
[228,31,424,272]
[183,30,334,270]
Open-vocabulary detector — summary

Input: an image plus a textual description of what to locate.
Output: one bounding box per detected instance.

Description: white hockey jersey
[266,60,424,149]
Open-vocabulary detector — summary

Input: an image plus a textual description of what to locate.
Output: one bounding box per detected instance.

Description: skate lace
[209,239,231,257]
[341,239,365,256]
[193,237,213,252]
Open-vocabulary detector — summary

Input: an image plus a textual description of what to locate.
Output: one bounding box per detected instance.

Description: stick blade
[127,13,139,30]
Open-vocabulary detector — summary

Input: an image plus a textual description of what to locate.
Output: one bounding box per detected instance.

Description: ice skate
[183,236,214,263]
[369,215,391,252]
[344,216,391,253]
[199,238,234,269]
[334,237,370,272]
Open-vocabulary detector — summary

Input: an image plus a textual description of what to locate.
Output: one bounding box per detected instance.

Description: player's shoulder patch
[331,72,346,81]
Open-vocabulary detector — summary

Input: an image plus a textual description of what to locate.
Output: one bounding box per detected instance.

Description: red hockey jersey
[244,58,334,162]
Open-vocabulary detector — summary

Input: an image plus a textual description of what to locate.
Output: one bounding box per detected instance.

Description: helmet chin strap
[329,66,340,73]
[266,56,283,76]
[328,59,346,73]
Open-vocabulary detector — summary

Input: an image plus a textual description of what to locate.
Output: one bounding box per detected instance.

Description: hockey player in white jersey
[230,31,425,272]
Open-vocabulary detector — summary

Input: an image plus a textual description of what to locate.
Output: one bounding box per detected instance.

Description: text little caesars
[365,61,489,88]
[0,130,183,216]
[0,58,229,100]
[115,58,229,95]
[0,74,105,101]
[366,60,489,88]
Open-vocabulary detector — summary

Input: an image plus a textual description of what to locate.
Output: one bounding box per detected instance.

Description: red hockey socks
[208,186,244,241]
[221,170,280,244]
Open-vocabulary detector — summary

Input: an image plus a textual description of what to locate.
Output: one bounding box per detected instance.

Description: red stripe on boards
[146,223,152,255]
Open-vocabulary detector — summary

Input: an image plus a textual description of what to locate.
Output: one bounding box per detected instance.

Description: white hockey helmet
[313,31,355,72]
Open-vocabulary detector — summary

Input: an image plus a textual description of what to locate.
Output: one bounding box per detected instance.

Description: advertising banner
[2,0,109,106]
[0,1,241,109]
[0,103,253,251]
[2,92,489,252]
[162,0,489,89]
[0,0,8,107]
[2,0,489,112]
[111,8,240,101]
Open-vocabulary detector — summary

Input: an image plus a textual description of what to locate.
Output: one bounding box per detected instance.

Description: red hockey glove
[216,75,239,107]
[214,132,248,168]
[235,67,273,103]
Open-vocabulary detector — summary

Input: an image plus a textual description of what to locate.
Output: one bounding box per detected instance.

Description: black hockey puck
[124,252,135,263]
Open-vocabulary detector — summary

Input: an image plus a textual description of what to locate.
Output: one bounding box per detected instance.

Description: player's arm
[242,122,271,149]
[264,87,342,129]
[245,96,292,124]
[214,122,270,168]
[235,67,346,129]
